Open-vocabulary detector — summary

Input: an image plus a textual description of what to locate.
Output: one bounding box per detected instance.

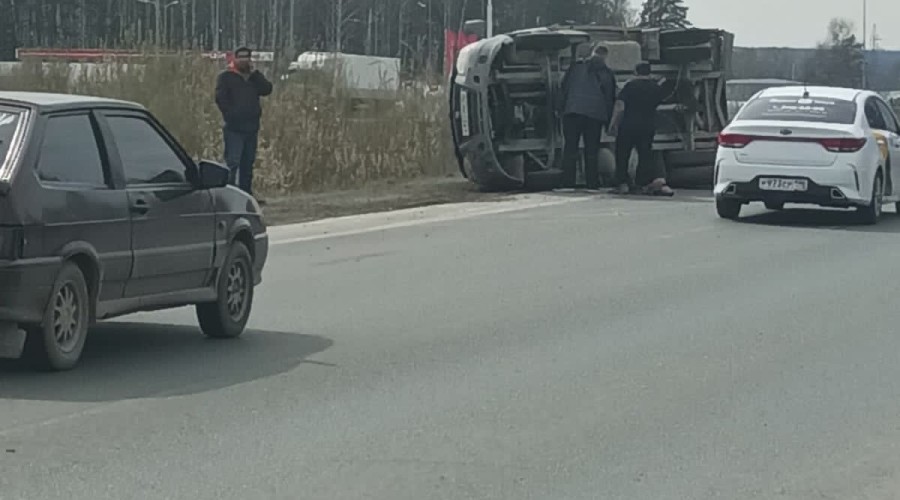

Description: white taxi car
[713,86,900,224]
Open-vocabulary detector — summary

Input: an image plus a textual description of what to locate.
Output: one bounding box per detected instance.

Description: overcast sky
[686,0,899,50]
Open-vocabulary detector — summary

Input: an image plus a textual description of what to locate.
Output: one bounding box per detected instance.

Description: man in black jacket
[558,44,617,191]
[608,62,674,196]
[215,47,273,197]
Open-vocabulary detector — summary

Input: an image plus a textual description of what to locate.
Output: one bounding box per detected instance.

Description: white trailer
[286,52,401,102]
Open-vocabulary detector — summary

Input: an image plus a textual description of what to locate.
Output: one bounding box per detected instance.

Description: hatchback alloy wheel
[225,259,249,321]
[24,263,91,371]
[52,282,83,354]
[197,241,255,339]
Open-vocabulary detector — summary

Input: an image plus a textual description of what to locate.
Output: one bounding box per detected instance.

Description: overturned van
[449,25,734,191]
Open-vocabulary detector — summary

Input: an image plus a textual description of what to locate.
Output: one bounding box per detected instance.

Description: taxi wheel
[24,263,91,371]
[856,173,883,225]
[197,242,254,339]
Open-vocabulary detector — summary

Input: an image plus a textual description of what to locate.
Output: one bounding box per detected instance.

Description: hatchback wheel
[25,263,91,371]
[856,173,883,225]
[716,198,742,220]
[197,242,254,339]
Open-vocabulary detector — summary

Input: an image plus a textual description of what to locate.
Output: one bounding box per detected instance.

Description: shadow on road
[739,207,900,233]
[542,189,713,203]
[0,322,333,402]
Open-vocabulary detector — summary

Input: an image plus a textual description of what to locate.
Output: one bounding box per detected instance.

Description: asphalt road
[4,192,900,500]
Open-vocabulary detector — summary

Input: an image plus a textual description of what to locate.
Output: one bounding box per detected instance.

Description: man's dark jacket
[215,70,273,132]
[558,58,617,123]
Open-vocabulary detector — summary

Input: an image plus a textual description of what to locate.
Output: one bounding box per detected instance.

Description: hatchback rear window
[737,96,857,124]
[0,110,24,180]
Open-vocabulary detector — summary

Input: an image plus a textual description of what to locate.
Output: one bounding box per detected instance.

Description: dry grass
[0,56,457,195]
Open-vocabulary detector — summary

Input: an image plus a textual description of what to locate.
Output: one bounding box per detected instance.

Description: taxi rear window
[737,96,857,124]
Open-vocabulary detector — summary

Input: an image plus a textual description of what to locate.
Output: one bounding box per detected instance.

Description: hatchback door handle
[130,198,150,215]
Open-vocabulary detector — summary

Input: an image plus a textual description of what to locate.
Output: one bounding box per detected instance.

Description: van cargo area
[450,25,734,191]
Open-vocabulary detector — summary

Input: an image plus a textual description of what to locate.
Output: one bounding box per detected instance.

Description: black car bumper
[717,177,857,208]
[0,258,60,324]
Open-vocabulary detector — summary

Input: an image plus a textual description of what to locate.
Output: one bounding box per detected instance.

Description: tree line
[0,0,691,69]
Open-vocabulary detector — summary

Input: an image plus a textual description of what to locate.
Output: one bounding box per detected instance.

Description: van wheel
[197,242,254,339]
[716,198,742,220]
[856,173,883,225]
[24,263,91,371]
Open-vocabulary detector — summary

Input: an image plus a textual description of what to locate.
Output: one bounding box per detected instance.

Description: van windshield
[0,110,24,178]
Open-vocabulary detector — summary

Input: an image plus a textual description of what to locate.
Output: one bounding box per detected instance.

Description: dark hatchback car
[0,92,268,371]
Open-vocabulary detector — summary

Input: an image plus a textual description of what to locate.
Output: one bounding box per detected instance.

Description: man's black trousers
[614,129,660,187]
[561,113,605,189]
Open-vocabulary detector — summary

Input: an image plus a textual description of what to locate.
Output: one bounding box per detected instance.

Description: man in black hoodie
[558,44,617,191]
[215,47,273,197]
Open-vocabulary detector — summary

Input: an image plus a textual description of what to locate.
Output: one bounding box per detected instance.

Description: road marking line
[270,196,588,245]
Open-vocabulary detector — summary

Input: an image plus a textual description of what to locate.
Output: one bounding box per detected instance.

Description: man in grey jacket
[558,44,617,191]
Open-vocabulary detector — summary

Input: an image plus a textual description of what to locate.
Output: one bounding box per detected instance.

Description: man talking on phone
[215,47,273,199]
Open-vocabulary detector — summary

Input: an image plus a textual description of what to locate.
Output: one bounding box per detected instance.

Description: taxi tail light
[817,137,867,153]
[717,133,753,148]
[718,133,866,153]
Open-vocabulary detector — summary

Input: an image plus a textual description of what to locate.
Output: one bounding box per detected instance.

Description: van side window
[106,116,188,186]
[37,114,107,186]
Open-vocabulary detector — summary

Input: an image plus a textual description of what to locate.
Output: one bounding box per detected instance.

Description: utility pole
[80,0,87,47]
[862,0,866,50]
[336,0,343,52]
[861,0,867,88]
[155,0,162,46]
[486,0,493,37]
[212,0,220,51]
[365,7,373,55]
[289,0,295,56]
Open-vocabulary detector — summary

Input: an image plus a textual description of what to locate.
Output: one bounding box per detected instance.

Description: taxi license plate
[759,178,808,192]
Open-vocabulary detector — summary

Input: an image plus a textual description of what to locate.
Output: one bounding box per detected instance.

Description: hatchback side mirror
[197,160,230,189]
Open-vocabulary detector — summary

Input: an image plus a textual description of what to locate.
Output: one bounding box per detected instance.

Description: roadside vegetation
[0,56,457,195]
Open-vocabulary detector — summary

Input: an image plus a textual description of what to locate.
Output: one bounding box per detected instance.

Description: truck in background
[449,24,734,191]
[283,52,401,112]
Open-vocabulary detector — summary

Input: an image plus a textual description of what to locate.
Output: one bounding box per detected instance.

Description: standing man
[608,62,674,196]
[215,47,273,198]
[558,44,617,191]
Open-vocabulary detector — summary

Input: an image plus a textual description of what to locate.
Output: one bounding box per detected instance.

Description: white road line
[269,195,589,246]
